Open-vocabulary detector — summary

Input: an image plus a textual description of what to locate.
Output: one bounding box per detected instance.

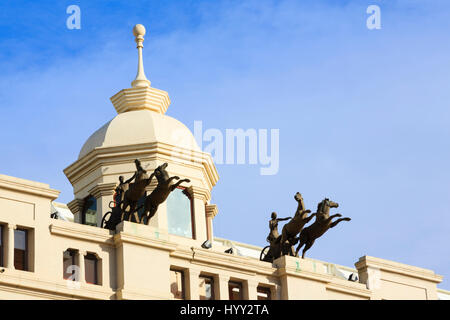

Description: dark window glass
[0,225,3,267]
[63,250,77,280]
[170,269,185,299]
[228,281,243,300]
[257,286,271,300]
[82,196,97,227]
[167,188,194,238]
[85,253,98,285]
[199,276,214,300]
[14,229,27,271]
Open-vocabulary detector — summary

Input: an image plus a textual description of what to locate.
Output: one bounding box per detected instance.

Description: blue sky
[0,0,449,289]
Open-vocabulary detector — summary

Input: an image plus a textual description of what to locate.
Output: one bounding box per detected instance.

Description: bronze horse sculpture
[295,198,351,258]
[140,162,191,225]
[101,161,191,229]
[260,192,315,262]
[279,192,316,255]
[121,159,153,222]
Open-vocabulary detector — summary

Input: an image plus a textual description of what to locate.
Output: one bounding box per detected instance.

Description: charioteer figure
[115,175,134,205]
[266,212,291,245]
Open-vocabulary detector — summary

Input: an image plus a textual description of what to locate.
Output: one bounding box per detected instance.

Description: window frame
[84,252,99,285]
[14,228,28,271]
[166,187,196,240]
[63,249,78,280]
[170,268,186,300]
[81,195,98,227]
[228,281,243,300]
[199,275,215,300]
[257,285,272,300]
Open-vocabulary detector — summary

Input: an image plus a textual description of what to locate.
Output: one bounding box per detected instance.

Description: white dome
[79,110,201,159]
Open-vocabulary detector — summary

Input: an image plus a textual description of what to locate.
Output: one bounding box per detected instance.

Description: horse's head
[317,198,339,216]
[154,163,169,182]
[294,192,306,212]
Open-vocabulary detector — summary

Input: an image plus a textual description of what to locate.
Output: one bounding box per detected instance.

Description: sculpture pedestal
[274,255,332,299]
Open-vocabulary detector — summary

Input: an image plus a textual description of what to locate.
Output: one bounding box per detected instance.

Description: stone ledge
[355,255,443,283]
[110,86,170,115]
[0,174,60,200]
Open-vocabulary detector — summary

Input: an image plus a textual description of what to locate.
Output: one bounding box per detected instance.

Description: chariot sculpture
[260,193,351,262]
[101,160,190,230]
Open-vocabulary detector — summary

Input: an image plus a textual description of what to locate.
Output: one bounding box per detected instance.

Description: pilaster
[6,224,16,270]
[67,199,84,224]
[186,268,201,300]
[215,274,230,300]
[243,279,259,300]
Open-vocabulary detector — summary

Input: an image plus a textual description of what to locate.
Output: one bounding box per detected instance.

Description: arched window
[85,252,101,285]
[166,187,195,239]
[63,249,78,280]
[82,196,97,227]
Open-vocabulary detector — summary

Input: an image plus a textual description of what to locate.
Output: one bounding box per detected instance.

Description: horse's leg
[280,226,288,246]
[121,199,129,220]
[330,217,351,228]
[145,205,159,225]
[133,210,140,223]
[323,213,342,224]
[168,176,180,183]
[139,206,147,224]
[302,239,315,259]
[170,179,191,191]
[288,244,296,256]
[146,173,155,186]
[295,237,306,257]
[304,213,316,223]
[127,203,137,222]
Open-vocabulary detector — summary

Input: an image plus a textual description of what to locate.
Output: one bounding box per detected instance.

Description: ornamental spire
[131,24,151,88]
[110,24,171,114]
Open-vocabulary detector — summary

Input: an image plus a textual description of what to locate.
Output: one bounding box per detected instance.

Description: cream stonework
[0,24,448,300]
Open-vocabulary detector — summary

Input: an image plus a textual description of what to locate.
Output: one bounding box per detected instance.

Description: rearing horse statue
[121,159,153,222]
[279,192,316,255]
[295,198,351,258]
[140,163,191,225]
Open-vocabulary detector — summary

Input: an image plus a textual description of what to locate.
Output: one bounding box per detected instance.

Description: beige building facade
[0,25,448,300]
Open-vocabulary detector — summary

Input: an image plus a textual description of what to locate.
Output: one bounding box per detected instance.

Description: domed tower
[64,25,219,246]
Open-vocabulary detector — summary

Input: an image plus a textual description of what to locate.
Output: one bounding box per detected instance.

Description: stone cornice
[114,233,177,252]
[67,198,85,215]
[325,278,372,299]
[276,266,334,283]
[110,86,170,115]
[0,271,115,300]
[113,221,177,251]
[0,174,60,200]
[88,182,117,198]
[170,247,276,276]
[205,204,219,218]
[116,288,171,300]
[355,256,443,284]
[188,186,211,201]
[49,221,114,245]
[64,141,219,191]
